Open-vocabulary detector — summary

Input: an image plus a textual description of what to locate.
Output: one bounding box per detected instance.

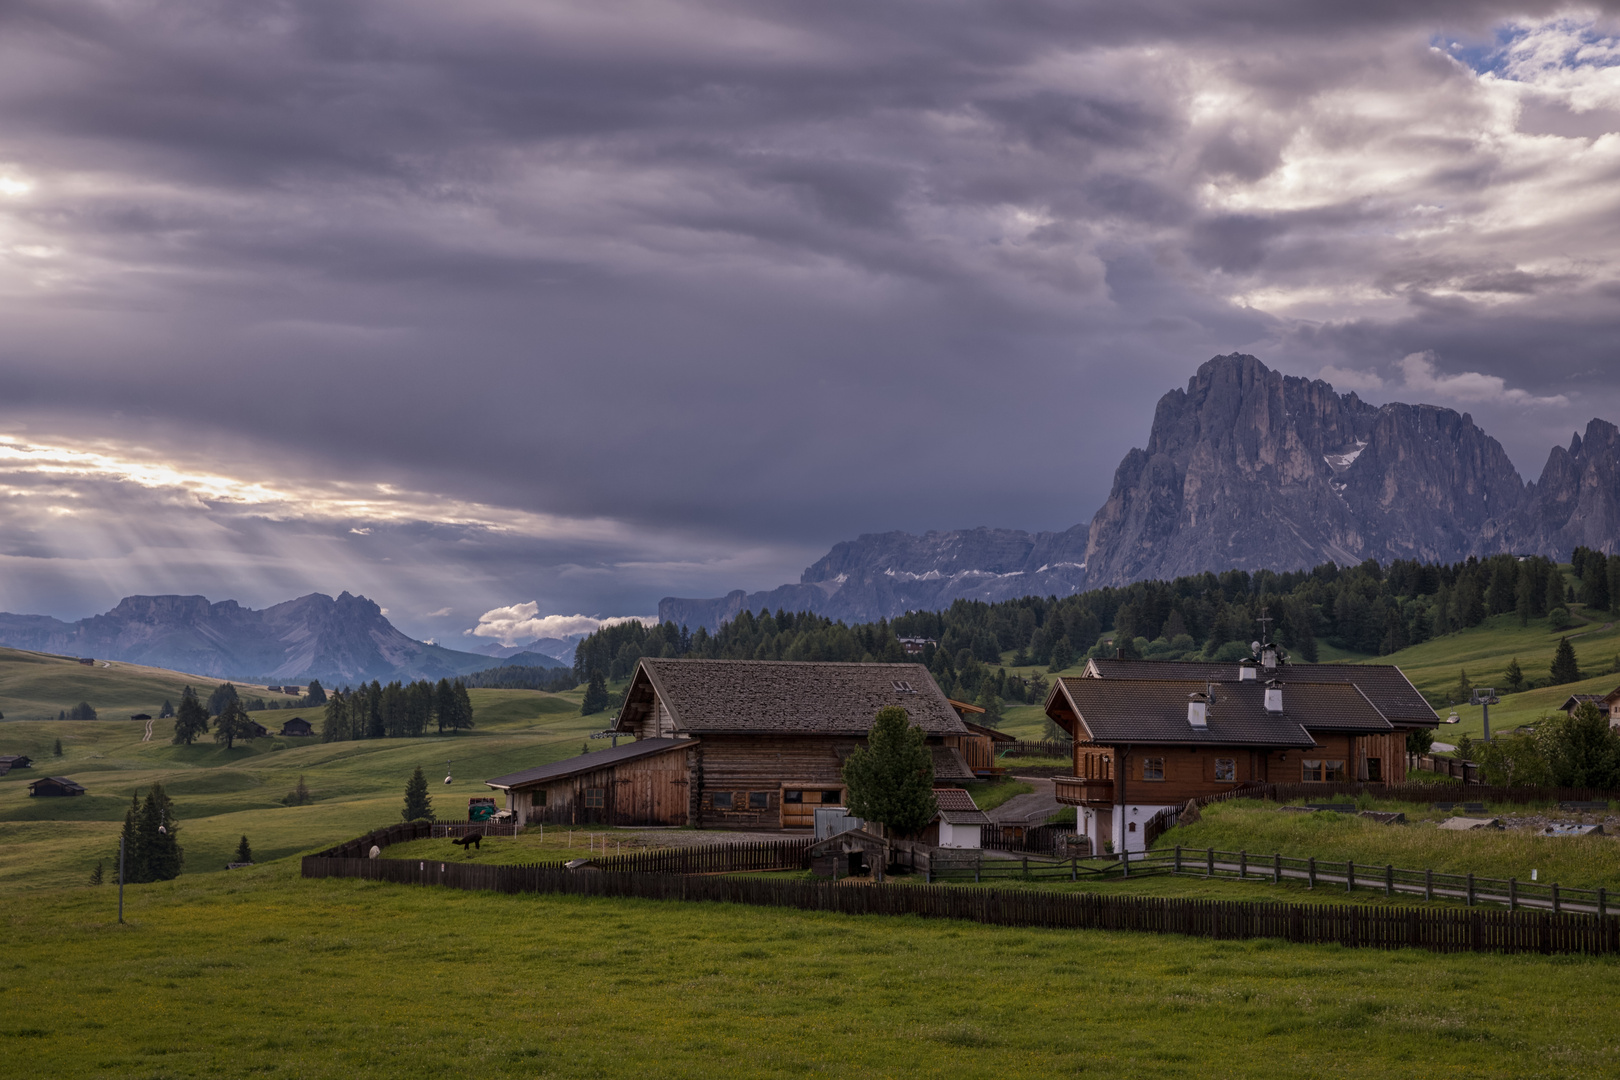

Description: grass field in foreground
[5,863,1618,1080]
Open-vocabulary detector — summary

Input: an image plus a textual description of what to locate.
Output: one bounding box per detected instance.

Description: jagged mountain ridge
[0,592,562,685]
[662,354,1620,629]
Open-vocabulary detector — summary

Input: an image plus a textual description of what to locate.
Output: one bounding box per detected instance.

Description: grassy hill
[0,650,608,892]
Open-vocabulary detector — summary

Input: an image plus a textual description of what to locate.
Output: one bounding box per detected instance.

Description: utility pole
[1472,688,1499,743]
[118,835,125,924]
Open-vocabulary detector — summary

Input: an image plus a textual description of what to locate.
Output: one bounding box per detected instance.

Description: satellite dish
[1250,641,1262,654]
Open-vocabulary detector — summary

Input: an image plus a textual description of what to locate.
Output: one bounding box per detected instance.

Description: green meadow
[0,647,608,892]
[5,862,1618,1080]
[0,645,302,721]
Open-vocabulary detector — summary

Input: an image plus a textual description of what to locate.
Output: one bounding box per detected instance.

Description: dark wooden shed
[808,829,889,879]
[278,717,315,737]
[29,776,86,797]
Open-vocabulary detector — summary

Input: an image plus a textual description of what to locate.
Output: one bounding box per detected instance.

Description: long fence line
[301,854,1620,956]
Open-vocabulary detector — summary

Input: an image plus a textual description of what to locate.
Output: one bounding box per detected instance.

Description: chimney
[1261,646,1279,671]
[1238,663,1256,681]
[1187,692,1209,729]
[1265,680,1283,713]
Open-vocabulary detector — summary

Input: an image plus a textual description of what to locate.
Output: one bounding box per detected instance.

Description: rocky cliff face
[0,592,507,685]
[659,526,1088,629]
[663,352,1620,628]
[1082,354,1529,586]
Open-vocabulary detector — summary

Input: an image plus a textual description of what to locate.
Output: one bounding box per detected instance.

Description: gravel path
[988,777,1061,825]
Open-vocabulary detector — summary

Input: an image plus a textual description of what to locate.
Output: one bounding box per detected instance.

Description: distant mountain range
[465,635,583,665]
[0,592,568,686]
[663,354,1620,630]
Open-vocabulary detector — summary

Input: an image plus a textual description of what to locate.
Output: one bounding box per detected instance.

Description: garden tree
[580,672,610,715]
[305,679,326,705]
[206,682,239,717]
[120,784,182,884]
[1476,730,1553,787]
[159,700,174,718]
[402,765,435,821]
[1451,669,1473,704]
[974,680,1003,727]
[1504,657,1524,693]
[1550,637,1581,685]
[841,706,937,836]
[171,686,210,745]
[1405,727,1434,755]
[234,835,253,864]
[213,698,255,749]
[1540,703,1620,788]
[283,775,312,806]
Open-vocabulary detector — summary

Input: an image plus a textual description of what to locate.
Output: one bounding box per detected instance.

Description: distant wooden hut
[77,657,95,666]
[278,717,315,737]
[0,755,34,773]
[29,776,86,797]
[130,713,152,721]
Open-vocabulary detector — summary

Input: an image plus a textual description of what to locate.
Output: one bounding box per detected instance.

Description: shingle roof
[1053,678,1321,747]
[485,738,688,790]
[616,659,968,736]
[931,746,976,782]
[933,787,991,826]
[1085,657,1439,728]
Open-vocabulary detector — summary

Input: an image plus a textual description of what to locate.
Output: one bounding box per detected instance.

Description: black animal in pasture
[451,833,483,851]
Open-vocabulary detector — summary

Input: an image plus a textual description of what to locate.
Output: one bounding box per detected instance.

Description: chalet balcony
[1053,776,1114,806]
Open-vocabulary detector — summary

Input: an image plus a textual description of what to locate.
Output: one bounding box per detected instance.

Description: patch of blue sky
[1433,18,1620,80]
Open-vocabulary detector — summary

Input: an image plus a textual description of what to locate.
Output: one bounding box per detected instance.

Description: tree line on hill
[461,664,578,693]
[319,679,474,741]
[571,553,1615,713]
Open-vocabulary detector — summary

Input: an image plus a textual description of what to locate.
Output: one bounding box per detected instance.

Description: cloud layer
[468,605,655,647]
[1,1,1618,637]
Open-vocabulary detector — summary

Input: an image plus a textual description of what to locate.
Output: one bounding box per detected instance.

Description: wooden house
[29,776,86,797]
[0,755,33,774]
[1047,675,1404,854]
[278,717,315,737]
[77,657,94,666]
[485,738,691,826]
[1560,688,1620,726]
[608,658,974,830]
[944,701,1015,777]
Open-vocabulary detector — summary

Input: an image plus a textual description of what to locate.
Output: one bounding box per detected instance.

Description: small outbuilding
[279,717,315,737]
[0,755,34,775]
[923,787,991,849]
[130,713,152,721]
[485,738,692,826]
[29,776,86,797]
[809,829,889,879]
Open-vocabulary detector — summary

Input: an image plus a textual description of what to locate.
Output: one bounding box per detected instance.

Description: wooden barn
[485,738,691,826]
[610,658,974,830]
[0,755,33,776]
[29,776,86,797]
[278,717,315,737]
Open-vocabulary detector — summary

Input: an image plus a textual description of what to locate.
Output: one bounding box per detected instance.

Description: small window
[784,790,804,804]
[1214,758,1235,782]
[1128,821,1137,832]
[1366,758,1382,782]
[1302,760,1323,782]
[892,680,915,693]
[584,788,605,809]
[712,792,734,810]
[749,791,770,810]
[533,790,548,807]
[1324,760,1346,782]
[1142,757,1165,781]
[820,790,843,804]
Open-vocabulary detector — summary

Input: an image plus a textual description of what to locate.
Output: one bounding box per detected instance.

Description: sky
[2,0,1619,648]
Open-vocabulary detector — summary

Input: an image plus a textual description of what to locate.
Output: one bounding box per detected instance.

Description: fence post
[1273,852,1281,885]
[1239,850,1247,880]
[1071,855,1077,882]
[975,853,981,885]
[1308,857,1315,890]
[1120,850,1128,878]
[1600,887,1607,919]
[1552,883,1560,915]
[1425,868,1433,903]
[1174,844,1181,874]
[1207,847,1214,878]
[1509,878,1517,911]
[1385,864,1393,898]
[1467,872,1475,906]
[1346,860,1355,894]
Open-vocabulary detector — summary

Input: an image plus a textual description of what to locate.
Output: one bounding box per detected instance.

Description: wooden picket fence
[301,854,1620,955]
[999,740,1073,759]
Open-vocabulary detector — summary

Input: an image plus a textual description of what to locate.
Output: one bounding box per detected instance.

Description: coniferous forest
[573,550,1617,707]
[319,678,474,741]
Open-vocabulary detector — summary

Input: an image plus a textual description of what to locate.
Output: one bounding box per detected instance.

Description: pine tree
[842,706,937,836]
[88,860,104,886]
[121,785,182,883]
[580,673,610,716]
[321,693,350,742]
[1515,569,1533,627]
[453,680,474,732]
[1546,568,1566,619]
[119,792,144,882]
[207,682,239,717]
[159,699,174,718]
[304,679,326,705]
[214,698,252,749]
[1452,669,1473,703]
[974,680,1003,727]
[1551,637,1581,685]
[1504,657,1524,692]
[402,765,435,821]
[435,678,456,733]
[283,775,312,806]
[172,686,210,745]
[234,835,253,864]
[1047,637,1075,672]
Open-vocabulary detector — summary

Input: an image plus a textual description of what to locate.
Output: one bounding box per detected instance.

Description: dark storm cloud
[0,0,1618,637]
